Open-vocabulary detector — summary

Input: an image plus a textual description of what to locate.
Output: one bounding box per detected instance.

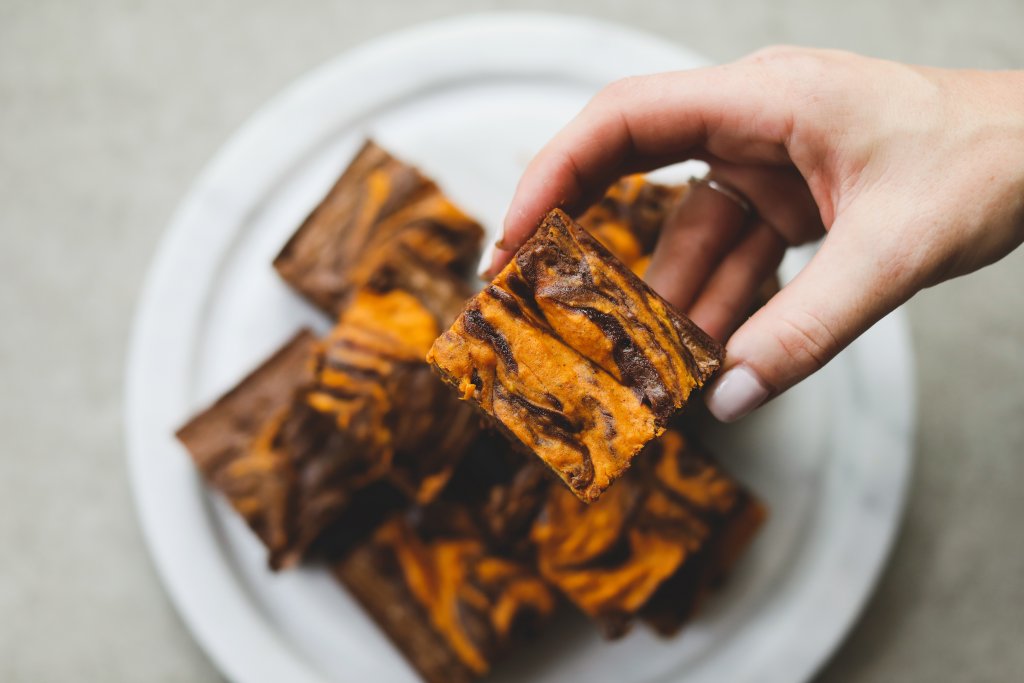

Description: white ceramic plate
[125,13,915,683]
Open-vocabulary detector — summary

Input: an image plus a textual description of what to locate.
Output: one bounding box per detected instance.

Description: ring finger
[644,178,754,310]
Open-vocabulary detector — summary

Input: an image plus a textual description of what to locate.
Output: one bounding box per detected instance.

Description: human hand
[485,47,1024,422]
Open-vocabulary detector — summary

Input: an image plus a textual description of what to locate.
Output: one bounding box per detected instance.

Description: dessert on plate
[175,143,764,682]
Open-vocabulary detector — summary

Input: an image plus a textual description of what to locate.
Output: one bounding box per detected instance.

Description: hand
[486,47,1024,421]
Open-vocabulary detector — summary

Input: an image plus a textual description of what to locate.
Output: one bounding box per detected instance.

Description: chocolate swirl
[174,331,347,569]
[179,269,484,571]
[307,278,481,505]
[178,141,487,570]
[274,141,484,316]
[530,427,764,639]
[335,513,555,683]
[428,209,723,502]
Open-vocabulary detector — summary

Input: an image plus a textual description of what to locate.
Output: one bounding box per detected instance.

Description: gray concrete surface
[2,1,1022,681]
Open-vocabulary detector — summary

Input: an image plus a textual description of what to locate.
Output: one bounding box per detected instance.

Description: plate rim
[124,12,915,683]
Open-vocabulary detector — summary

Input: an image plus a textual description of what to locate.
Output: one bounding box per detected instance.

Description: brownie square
[274,140,484,316]
[175,331,381,569]
[428,208,724,502]
[175,272,482,570]
[175,330,317,481]
[334,510,555,683]
[179,140,488,568]
[529,428,765,638]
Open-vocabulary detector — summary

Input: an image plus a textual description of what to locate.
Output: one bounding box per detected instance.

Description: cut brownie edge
[334,540,478,683]
[175,330,318,567]
[174,329,317,469]
[334,512,556,683]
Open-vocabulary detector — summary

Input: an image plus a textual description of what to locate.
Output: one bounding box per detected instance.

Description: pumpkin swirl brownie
[174,330,389,570]
[427,208,724,502]
[273,140,484,316]
[178,141,487,569]
[334,507,555,683]
[287,142,486,504]
[530,428,765,637]
[176,270,482,569]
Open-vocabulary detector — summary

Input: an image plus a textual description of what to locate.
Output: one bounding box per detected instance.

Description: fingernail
[480,246,515,280]
[705,365,770,422]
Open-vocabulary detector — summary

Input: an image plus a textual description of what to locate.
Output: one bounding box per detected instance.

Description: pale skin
[485,47,1024,422]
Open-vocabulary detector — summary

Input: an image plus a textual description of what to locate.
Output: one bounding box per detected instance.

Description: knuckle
[741,46,851,101]
[743,44,806,65]
[772,308,840,372]
[595,75,643,104]
[740,46,826,105]
[744,45,856,71]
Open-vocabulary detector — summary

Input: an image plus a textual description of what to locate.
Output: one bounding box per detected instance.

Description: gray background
[2,1,1022,681]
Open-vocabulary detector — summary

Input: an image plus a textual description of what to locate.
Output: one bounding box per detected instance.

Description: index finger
[487,64,797,276]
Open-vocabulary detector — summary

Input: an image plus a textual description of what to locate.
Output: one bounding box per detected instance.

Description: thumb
[703,218,913,422]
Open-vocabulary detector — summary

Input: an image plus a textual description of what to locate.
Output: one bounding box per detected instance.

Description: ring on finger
[689,176,757,221]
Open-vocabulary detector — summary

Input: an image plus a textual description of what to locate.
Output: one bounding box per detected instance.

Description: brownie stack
[175,142,765,683]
